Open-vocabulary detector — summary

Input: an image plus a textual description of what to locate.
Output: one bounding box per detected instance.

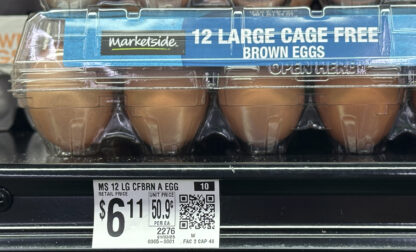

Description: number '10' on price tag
[92,180,220,249]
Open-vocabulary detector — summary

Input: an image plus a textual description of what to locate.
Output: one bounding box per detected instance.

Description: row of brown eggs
[23,61,407,155]
[219,68,404,154]
[25,55,208,155]
[43,0,386,9]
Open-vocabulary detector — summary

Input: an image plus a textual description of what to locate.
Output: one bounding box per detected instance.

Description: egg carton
[11,65,411,156]
[11,6,416,156]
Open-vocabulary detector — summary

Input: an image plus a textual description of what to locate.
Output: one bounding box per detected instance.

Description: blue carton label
[60,7,416,67]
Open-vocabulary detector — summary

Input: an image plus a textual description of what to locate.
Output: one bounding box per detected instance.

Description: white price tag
[92,180,220,249]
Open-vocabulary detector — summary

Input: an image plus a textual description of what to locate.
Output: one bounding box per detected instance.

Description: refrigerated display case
[3,0,416,250]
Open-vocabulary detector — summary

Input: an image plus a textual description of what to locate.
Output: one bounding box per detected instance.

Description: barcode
[178,194,216,230]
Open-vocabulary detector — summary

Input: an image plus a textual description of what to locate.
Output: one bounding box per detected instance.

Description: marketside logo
[101,30,186,55]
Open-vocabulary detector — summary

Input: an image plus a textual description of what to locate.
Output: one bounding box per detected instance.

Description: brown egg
[137,0,189,7]
[233,0,286,6]
[218,67,304,154]
[321,0,379,5]
[25,51,113,154]
[45,0,98,8]
[315,77,403,154]
[124,68,208,155]
[288,0,313,6]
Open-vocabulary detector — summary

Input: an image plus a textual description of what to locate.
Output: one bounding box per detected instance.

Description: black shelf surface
[2,129,416,250]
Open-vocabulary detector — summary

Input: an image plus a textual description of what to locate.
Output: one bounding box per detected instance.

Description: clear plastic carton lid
[11,5,416,93]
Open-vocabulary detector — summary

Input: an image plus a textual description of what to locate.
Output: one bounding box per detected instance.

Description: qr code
[179,194,216,230]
